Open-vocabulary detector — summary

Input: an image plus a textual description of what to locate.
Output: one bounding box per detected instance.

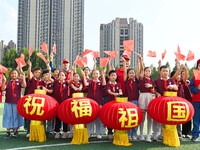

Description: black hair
[160,65,168,71]
[83,66,90,71]
[127,68,134,74]
[42,69,49,75]
[144,67,151,71]
[33,67,42,73]
[108,70,116,76]
[170,70,176,78]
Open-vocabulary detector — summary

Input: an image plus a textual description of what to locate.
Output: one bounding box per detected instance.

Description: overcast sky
[1,0,200,67]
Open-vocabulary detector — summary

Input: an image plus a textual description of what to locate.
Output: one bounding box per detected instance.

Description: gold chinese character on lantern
[167,101,189,121]
[71,99,92,118]
[23,96,45,116]
[118,108,138,128]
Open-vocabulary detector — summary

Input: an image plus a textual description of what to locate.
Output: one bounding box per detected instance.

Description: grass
[1,102,200,150]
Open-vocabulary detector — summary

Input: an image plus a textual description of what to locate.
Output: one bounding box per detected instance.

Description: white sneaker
[146,135,152,142]
[26,133,30,138]
[68,133,73,138]
[97,134,102,139]
[132,136,137,141]
[55,132,60,139]
[62,132,67,139]
[153,135,158,141]
[139,135,145,141]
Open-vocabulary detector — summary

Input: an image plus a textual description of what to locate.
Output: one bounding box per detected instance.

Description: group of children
[1,53,197,143]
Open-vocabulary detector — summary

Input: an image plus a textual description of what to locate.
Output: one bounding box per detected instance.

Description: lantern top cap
[34,89,47,95]
[115,97,128,102]
[163,91,177,97]
[72,93,84,98]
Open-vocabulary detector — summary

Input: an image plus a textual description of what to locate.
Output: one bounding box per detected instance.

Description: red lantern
[17,89,59,142]
[58,95,100,125]
[99,97,143,146]
[58,93,100,144]
[100,100,143,130]
[17,93,59,121]
[148,96,194,125]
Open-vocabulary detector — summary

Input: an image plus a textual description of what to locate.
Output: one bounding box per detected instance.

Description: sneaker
[146,135,152,142]
[132,136,137,141]
[55,132,60,139]
[128,136,132,140]
[185,135,191,138]
[4,132,11,138]
[13,131,18,138]
[62,132,67,139]
[153,135,158,141]
[108,134,113,140]
[97,134,102,139]
[139,135,145,141]
[26,133,30,138]
[191,137,198,142]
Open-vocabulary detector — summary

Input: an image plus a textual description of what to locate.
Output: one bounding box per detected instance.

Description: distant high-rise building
[0,40,17,63]
[17,0,84,67]
[100,18,143,67]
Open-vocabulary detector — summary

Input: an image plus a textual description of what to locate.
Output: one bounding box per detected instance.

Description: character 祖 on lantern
[58,93,100,144]
[148,92,194,147]
[17,89,59,142]
[100,97,143,146]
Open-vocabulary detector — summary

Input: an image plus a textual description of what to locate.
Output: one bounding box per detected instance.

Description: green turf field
[1,102,200,150]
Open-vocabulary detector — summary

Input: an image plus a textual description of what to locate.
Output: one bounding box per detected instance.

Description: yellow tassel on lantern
[112,97,132,146]
[162,91,180,147]
[71,93,89,144]
[29,89,47,142]
[113,130,132,146]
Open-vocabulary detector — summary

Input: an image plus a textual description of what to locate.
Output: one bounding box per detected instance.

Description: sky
[1,0,200,68]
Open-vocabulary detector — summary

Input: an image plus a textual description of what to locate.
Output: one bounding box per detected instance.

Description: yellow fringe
[113,130,132,146]
[71,124,89,144]
[29,121,46,142]
[162,125,180,147]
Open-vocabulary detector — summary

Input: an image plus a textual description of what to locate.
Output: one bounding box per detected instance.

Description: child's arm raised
[1,75,6,91]
[27,60,33,80]
[81,69,89,86]
[122,57,127,81]
[20,71,26,88]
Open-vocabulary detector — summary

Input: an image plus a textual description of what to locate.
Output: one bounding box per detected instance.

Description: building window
[120,29,124,35]
[125,29,128,35]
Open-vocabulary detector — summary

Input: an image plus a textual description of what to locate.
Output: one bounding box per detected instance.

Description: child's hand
[27,60,32,66]
[121,56,126,62]
[145,83,153,88]
[50,52,53,61]
[2,75,6,82]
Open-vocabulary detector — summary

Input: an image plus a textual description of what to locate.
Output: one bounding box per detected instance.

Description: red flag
[0,64,8,74]
[147,50,156,57]
[91,51,99,58]
[174,52,185,61]
[37,52,48,63]
[100,58,110,67]
[29,45,33,57]
[41,42,48,54]
[122,50,132,57]
[123,40,134,51]
[15,53,26,68]
[103,50,118,60]
[162,49,167,60]
[74,56,87,67]
[186,50,194,61]
[52,43,56,54]
[81,49,93,57]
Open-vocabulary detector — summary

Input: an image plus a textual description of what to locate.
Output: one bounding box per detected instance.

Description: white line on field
[5,141,111,150]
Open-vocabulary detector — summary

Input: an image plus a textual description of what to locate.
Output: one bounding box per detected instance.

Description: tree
[2,49,18,68]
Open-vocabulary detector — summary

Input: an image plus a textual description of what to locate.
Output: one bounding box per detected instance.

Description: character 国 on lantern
[58,93,100,144]
[148,92,194,147]
[17,89,59,142]
[100,97,143,146]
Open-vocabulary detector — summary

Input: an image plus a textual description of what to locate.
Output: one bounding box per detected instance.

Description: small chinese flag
[91,51,99,58]
[52,43,56,54]
[81,49,93,57]
[174,52,185,61]
[122,50,132,57]
[41,42,48,54]
[100,58,110,67]
[37,52,48,63]
[147,50,156,57]
[162,49,167,60]
[0,64,8,74]
[29,45,33,57]
[186,50,194,61]
[103,50,118,60]
[15,53,26,68]
[74,56,87,67]
[123,40,134,51]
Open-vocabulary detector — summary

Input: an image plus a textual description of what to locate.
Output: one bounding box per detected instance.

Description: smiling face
[73,73,80,82]
[127,69,135,79]
[160,67,169,79]
[92,70,100,80]
[33,69,42,79]
[10,70,19,80]
[62,62,69,70]
[144,67,152,78]
[58,71,66,81]
[84,67,90,76]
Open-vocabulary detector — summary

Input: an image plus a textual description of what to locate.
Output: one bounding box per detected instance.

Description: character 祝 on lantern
[17,89,59,142]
